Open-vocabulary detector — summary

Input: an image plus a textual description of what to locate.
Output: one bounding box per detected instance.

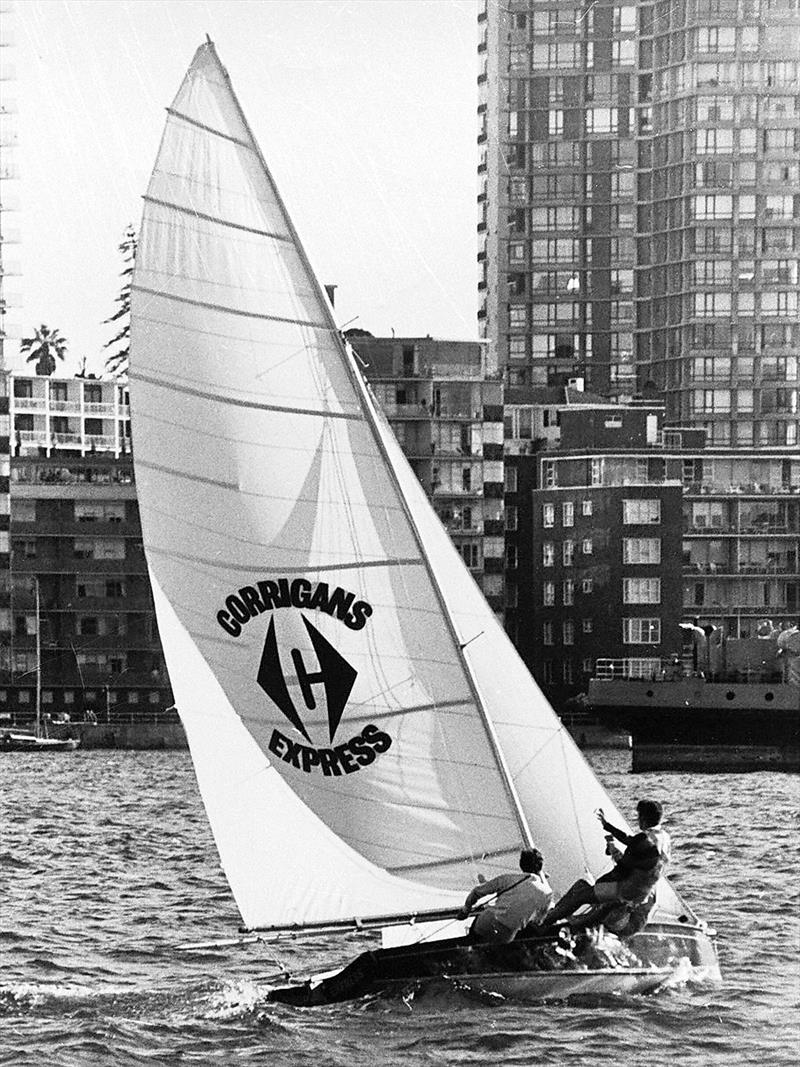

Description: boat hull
[1,732,80,752]
[588,678,799,772]
[266,920,719,1007]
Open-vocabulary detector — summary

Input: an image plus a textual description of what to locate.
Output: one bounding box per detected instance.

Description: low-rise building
[1,373,172,722]
[353,336,506,615]
[506,392,800,708]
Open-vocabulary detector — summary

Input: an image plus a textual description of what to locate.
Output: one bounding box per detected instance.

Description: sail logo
[216,578,391,776]
[216,578,372,638]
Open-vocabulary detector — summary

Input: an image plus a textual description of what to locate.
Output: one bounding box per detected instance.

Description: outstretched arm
[600,816,632,846]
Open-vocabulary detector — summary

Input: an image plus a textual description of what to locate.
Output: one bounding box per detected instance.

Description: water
[1,750,798,1066]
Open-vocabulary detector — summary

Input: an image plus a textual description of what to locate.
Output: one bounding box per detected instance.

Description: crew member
[458,848,552,944]
[545,800,670,925]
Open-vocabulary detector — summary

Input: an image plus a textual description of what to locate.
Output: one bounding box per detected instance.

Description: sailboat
[1,579,79,752]
[128,41,720,1004]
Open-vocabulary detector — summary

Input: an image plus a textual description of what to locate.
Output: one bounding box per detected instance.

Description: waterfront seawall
[47,720,188,750]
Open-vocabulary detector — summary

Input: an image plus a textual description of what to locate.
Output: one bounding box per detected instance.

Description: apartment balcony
[685,562,797,576]
[431,485,483,499]
[442,520,484,535]
[688,522,796,535]
[685,483,799,496]
[49,400,83,413]
[16,430,81,449]
[84,402,116,416]
[85,434,118,451]
[12,396,46,411]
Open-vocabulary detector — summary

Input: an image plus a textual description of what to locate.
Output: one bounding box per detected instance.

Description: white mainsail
[130,42,686,931]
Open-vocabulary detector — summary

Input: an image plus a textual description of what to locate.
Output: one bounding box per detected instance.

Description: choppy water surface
[1,750,798,1066]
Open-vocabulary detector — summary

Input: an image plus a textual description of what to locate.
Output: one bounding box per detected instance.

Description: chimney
[324,284,337,308]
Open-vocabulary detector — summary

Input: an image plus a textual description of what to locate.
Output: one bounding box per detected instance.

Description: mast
[34,575,42,738]
[206,41,535,851]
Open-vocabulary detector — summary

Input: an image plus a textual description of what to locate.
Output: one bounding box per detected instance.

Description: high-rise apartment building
[479,0,800,450]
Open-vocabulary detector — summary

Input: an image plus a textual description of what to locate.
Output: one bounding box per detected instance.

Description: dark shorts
[594,878,655,905]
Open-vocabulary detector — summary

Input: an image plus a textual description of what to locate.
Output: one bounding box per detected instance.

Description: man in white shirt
[458,849,552,944]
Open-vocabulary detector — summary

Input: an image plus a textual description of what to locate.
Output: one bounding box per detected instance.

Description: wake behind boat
[129,41,720,1005]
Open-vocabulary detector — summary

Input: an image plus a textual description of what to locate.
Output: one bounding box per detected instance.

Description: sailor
[544,800,671,926]
[457,849,552,944]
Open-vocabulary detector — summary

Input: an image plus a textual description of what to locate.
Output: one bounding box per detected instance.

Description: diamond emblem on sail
[257,615,357,745]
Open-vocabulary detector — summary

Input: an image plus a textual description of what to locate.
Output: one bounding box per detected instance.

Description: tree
[20,325,68,376]
[104,225,137,377]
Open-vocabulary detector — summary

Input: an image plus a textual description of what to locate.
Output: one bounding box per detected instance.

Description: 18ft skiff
[129,41,720,1004]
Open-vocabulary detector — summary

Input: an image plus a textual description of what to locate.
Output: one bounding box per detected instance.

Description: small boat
[588,625,800,772]
[1,730,80,752]
[1,579,80,753]
[129,40,720,1005]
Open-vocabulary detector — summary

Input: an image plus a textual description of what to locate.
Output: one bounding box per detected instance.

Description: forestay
[130,42,686,931]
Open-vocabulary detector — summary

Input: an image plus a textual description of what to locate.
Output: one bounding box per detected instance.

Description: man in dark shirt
[544,800,671,925]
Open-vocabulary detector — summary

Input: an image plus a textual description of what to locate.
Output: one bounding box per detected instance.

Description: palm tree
[104,225,137,377]
[20,325,68,376]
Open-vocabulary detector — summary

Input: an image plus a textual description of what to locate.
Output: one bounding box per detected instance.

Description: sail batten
[131,285,329,328]
[129,376,363,421]
[142,196,295,241]
[167,106,254,147]
[130,41,689,931]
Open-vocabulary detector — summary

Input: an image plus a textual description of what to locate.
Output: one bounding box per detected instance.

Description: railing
[12,397,46,411]
[594,658,662,680]
[49,400,82,412]
[84,402,116,416]
[685,563,796,575]
[686,483,798,495]
[85,435,117,451]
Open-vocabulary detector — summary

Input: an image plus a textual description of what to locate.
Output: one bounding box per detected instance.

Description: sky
[4,0,478,376]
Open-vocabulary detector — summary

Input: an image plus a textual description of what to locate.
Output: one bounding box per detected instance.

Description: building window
[590,459,604,486]
[582,539,593,555]
[543,661,554,684]
[543,581,555,607]
[582,499,593,516]
[563,579,574,606]
[74,538,125,560]
[582,658,593,673]
[562,502,574,527]
[543,461,556,488]
[543,621,554,646]
[623,538,661,564]
[622,499,661,525]
[623,617,661,644]
[543,543,555,567]
[461,543,480,569]
[563,540,575,566]
[504,467,518,492]
[623,578,662,604]
[13,501,36,523]
[543,503,555,528]
[563,621,574,646]
[582,578,594,594]
[583,619,593,634]
[506,505,517,532]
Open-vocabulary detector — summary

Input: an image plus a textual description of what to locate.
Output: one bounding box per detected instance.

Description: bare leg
[545,878,596,924]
